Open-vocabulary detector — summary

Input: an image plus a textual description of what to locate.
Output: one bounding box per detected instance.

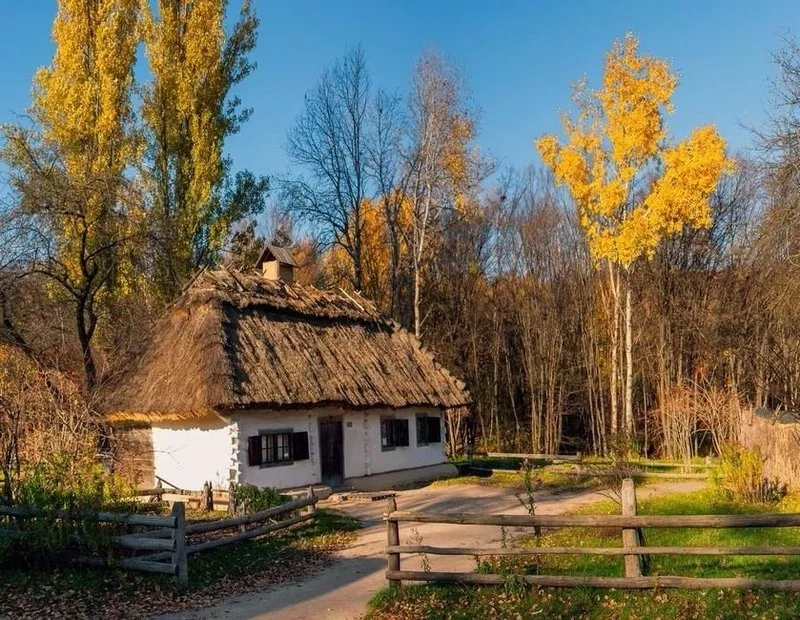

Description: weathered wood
[172,502,188,590]
[386,510,800,528]
[386,571,800,591]
[621,478,643,577]
[0,505,175,528]
[556,470,707,480]
[134,487,166,496]
[307,486,317,516]
[115,534,175,552]
[185,496,316,535]
[185,513,313,555]
[386,496,400,588]
[387,545,800,556]
[486,452,581,462]
[73,555,177,575]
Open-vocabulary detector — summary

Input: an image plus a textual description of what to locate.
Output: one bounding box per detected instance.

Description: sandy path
[157,479,705,620]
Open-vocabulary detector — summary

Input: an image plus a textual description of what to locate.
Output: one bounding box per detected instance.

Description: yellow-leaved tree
[141,0,266,301]
[537,33,735,441]
[2,0,140,389]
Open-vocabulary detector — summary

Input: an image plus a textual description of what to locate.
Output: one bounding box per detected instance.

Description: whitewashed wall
[151,417,234,490]
[233,410,320,489]
[149,407,448,491]
[365,407,445,475]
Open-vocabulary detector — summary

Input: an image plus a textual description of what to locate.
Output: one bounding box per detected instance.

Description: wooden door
[318,417,344,487]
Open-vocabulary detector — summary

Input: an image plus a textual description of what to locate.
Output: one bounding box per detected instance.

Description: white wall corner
[364,410,371,476]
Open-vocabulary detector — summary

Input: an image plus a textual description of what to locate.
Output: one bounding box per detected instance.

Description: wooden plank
[387,511,800,528]
[486,453,580,462]
[552,469,707,480]
[185,513,313,556]
[386,571,800,591]
[115,534,175,552]
[386,496,400,588]
[388,545,800,556]
[172,502,188,590]
[0,505,175,528]
[73,555,176,575]
[185,496,316,535]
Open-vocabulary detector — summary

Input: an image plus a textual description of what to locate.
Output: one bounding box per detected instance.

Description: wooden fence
[384,479,800,591]
[1,488,317,589]
[476,453,713,480]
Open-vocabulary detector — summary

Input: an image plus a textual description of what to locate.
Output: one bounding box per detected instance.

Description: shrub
[232,483,287,514]
[3,455,140,568]
[713,444,786,504]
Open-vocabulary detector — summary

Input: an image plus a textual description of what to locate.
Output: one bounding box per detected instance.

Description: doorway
[318,416,344,487]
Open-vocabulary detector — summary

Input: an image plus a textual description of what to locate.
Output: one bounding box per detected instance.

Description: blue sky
[1,1,797,184]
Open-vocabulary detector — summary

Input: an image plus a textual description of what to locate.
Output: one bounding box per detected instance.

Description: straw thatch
[104,270,469,422]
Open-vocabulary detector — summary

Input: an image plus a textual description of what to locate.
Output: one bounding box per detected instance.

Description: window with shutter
[381,417,395,451]
[247,430,296,467]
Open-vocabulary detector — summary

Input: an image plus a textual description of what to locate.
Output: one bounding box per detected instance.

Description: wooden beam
[115,534,175,552]
[73,556,177,576]
[172,502,188,590]
[387,511,800,528]
[184,495,316,535]
[387,545,800,556]
[386,496,400,588]
[0,506,175,528]
[185,513,313,556]
[386,571,800,591]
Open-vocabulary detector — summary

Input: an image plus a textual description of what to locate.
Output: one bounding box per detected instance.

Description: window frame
[381,416,396,452]
[255,429,294,468]
[381,417,410,451]
[416,414,442,446]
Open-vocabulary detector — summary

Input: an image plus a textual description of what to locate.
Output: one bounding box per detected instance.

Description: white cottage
[105,247,469,492]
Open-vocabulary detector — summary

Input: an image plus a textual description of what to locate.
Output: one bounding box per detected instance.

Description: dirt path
[157,479,705,620]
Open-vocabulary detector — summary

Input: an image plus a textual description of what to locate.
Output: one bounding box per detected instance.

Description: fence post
[228,481,236,515]
[172,501,188,590]
[386,496,400,587]
[307,486,316,519]
[621,478,643,578]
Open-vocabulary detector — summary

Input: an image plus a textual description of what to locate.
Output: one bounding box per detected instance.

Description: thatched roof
[104,270,469,422]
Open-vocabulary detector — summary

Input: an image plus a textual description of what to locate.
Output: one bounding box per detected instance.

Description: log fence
[0,487,317,589]
[474,453,713,480]
[384,478,800,591]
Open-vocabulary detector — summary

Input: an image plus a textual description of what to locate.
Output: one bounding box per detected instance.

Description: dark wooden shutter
[247,435,262,466]
[394,419,409,446]
[292,431,309,461]
[428,417,442,443]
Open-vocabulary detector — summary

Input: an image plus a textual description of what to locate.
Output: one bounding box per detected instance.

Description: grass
[0,509,359,619]
[366,490,800,619]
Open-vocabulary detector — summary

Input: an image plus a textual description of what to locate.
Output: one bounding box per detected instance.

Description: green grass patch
[367,583,800,619]
[0,509,359,618]
[367,491,800,619]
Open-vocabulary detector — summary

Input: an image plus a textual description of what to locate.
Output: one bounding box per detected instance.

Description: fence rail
[1,487,318,589]
[474,453,714,480]
[384,478,800,591]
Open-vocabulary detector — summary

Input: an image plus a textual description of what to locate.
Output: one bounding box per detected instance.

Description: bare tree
[283,47,372,292]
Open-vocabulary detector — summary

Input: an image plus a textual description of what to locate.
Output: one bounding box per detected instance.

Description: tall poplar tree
[141,0,266,300]
[2,0,140,389]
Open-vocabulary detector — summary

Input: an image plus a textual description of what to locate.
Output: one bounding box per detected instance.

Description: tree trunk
[624,270,634,442]
[609,263,620,437]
